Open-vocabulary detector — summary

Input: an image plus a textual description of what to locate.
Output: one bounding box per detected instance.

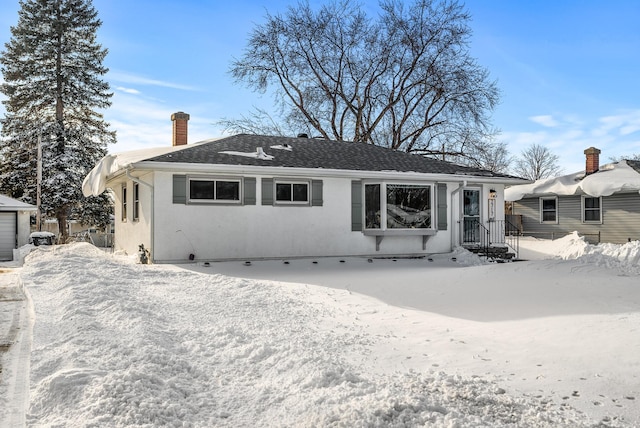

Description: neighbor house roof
[83,134,525,196]
[505,159,640,201]
[0,194,37,211]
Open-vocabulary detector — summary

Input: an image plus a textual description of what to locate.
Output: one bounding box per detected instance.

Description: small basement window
[275,181,309,204]
[189,178,241,203]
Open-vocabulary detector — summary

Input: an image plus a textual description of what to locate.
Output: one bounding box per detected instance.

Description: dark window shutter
[261,178,274,205]
[244,177,256,205]
[351,180,363,231]
[311,180,323,206]
[173,175,186,204]
[437,183,447,230]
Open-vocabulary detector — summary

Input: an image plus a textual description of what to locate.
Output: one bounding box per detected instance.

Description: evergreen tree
[0,0,115,241]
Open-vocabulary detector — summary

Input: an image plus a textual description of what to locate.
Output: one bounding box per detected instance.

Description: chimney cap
[584,147,601,155]
[171,111,190,121]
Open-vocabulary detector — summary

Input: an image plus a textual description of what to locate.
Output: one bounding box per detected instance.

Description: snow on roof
[82,144,197,197]
[0,194,37,211]
[219,147,274,160]
[505,160,640,201]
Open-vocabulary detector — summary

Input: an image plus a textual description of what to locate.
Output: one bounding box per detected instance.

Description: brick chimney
[584,147,601,175]
[171,111,190,146]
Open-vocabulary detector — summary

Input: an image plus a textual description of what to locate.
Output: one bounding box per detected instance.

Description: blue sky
[1,0,639,173]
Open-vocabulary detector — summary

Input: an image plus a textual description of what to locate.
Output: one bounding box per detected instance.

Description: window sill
[363,229,437,251]
[363,229,437,236]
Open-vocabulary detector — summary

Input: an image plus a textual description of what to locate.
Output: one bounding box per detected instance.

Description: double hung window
[583,196,601,223]
[540,197,557,223]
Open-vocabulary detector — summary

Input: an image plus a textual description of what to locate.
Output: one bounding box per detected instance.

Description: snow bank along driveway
[20,242,640,427]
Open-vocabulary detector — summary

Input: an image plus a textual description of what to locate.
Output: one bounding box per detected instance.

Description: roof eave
[107,161,526,184]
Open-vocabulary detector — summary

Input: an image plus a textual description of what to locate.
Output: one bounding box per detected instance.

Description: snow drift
[13,234,640,427]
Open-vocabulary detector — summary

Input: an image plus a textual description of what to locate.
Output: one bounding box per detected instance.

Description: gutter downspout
[126,169,155,263]
[450,180,467,251]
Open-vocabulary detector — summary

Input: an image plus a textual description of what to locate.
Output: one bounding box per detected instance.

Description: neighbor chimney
[171,111,190,146]
[584,147,601,175]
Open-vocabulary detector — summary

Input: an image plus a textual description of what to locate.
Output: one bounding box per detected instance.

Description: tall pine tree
[0,0,115,241]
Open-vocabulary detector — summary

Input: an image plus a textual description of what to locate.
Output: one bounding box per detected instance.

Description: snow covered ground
[1,233,639,426]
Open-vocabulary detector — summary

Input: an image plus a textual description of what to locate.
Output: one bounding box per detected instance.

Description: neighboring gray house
[506,147,640,244]
[83,113,526,263]
[0,194,37,261]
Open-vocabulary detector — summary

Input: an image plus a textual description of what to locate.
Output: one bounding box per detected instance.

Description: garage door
[0,212,17,261]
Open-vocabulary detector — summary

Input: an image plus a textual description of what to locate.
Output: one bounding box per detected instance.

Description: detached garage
[0,194,36,261]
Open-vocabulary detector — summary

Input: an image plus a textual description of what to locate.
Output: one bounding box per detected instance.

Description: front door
[462,189,480,244]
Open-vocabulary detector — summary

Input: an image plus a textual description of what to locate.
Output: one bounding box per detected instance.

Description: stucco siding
[151,172,456,262]
[106,169,511,262]
[514,192,640,243]
[111,173,153,258]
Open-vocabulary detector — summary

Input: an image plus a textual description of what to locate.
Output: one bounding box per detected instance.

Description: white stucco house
[0,194,36,261]
[82,113,526,263]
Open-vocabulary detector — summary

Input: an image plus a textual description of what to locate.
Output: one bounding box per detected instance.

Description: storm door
[462,189,481,244]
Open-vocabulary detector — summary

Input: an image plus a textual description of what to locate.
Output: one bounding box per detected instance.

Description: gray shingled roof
[146,134,519,179]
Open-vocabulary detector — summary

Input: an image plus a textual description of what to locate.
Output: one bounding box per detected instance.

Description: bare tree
[512,144,563,180]
[458,139,512,173]
[610,154,640,162]
[226,0,499,160]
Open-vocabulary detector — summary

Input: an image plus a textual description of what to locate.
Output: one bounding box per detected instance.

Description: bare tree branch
[513,144,563,180]
[226,0,500,161]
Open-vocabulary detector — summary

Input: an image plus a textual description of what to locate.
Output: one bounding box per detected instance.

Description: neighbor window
[133,183,140,221]
[275,181,309,204]
[121,185,127,222]
[364,183,432,230]
[583,196,601,222]
[540,197,557,223]
[189,178,241,203]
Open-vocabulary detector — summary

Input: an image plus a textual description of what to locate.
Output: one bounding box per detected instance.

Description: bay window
[364,182,433,230]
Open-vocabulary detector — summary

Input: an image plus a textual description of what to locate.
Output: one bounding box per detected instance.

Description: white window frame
[582,196,602,224]
[539,196,558,224]
[274,180,310,205]
[133,182,140,221]
[121,185,127,222]
[187,176,242,204]
[363,181,434,231]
